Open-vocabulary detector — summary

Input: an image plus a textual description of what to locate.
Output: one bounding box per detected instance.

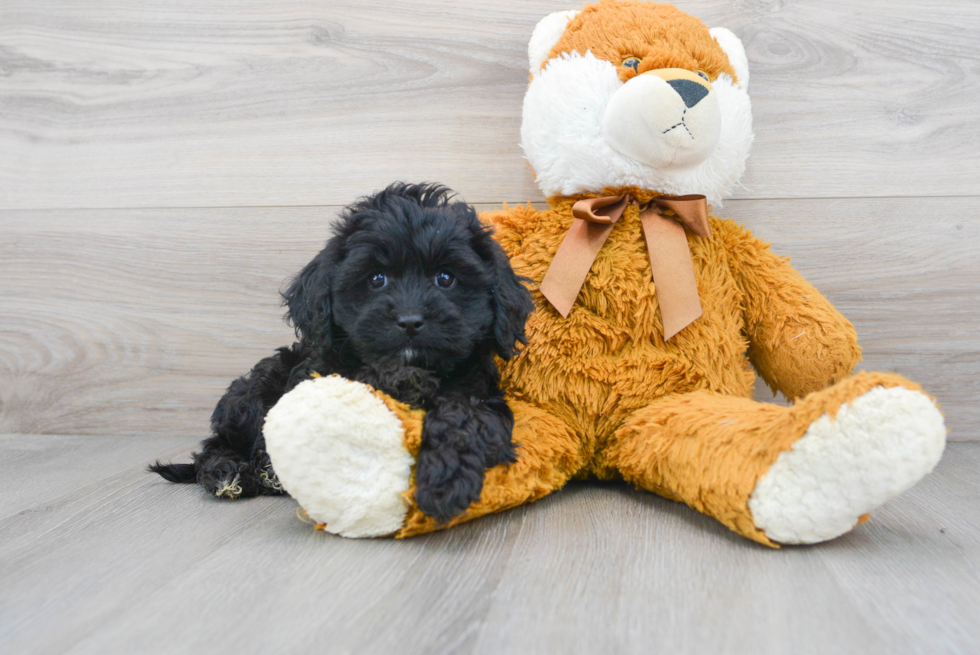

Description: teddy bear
[263,0,946,547]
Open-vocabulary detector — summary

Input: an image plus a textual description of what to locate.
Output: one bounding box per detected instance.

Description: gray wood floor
[1,434,978,655]
[3,197,978,438]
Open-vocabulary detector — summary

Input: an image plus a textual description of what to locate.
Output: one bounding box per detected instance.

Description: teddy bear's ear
[528,10,580,75]
[709,27,750,89]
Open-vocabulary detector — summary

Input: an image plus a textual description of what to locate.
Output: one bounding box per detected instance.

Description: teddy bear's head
[522,0,752,205]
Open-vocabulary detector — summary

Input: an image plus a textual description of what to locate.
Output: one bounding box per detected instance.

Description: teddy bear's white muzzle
[602,70,721,169]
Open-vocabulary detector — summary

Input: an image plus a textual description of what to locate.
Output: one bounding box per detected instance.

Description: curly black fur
[149,182,534,522]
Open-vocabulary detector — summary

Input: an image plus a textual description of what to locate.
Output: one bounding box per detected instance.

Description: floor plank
[0,434,976,654]
[2,197,976,439]
[1,0,978,209]
[0,433,194,519]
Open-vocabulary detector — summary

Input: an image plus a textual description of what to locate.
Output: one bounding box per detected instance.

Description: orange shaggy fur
[546,1,737,83]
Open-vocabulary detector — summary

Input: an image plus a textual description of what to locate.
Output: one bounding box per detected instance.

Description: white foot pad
[263,376,414,538]
[749,386,946,545]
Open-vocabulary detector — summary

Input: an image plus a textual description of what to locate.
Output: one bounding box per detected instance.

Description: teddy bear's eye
[622,57,641,72]
[696,70,709,81]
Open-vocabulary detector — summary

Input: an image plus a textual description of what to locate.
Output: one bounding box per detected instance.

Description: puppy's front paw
[414,446,485,523]
[354,359,441,408]
[254,449,285,495]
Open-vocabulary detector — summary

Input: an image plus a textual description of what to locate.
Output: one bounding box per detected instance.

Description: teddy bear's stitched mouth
[661,108,694,139]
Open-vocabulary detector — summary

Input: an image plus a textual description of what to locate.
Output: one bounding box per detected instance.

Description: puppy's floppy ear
[488,243,535,360]
[282,240,340,353]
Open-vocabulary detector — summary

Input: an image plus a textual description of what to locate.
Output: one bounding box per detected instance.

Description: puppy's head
[283,183,533,372]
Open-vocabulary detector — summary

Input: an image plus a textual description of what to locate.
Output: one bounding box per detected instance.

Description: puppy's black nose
[666,78,709,108]
[396,314,425,336]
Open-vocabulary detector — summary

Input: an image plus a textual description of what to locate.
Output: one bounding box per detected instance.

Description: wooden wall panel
[1,0,978,209]
[2,197,976,439]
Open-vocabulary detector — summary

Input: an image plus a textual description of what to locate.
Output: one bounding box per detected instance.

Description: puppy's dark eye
[696,70,709,81]
[434,271,456,289]
[368,272,387,289]
[622,57,641,72]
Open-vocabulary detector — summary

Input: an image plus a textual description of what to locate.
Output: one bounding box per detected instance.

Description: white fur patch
[264,376,414,538]
[749,386,947,545]
[528,10,580,74]
[710,27,750,89]
[520,51,753,205]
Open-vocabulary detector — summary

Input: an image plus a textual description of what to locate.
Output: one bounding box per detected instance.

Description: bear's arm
[713,218,862,400]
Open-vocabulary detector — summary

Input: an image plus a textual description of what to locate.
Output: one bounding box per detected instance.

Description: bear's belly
[499,208,755,440]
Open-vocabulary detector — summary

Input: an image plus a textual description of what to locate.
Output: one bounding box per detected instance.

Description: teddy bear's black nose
[666,78,709,108]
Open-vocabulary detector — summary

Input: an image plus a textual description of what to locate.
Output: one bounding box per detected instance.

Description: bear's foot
[748,386,946,544]
[263,375,416,538]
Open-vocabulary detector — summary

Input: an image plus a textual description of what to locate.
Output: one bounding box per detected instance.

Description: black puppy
[150,183,534,522]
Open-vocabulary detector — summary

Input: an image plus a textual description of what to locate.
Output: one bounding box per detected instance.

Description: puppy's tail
[148,461,197,483]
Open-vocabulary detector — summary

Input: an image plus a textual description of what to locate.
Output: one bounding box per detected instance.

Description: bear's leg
[264,375,583,539]
[602,372,946,547]
[398,396,584,538]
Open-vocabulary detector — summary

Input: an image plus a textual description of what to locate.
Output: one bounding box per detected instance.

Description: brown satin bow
[539,194,711,341]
